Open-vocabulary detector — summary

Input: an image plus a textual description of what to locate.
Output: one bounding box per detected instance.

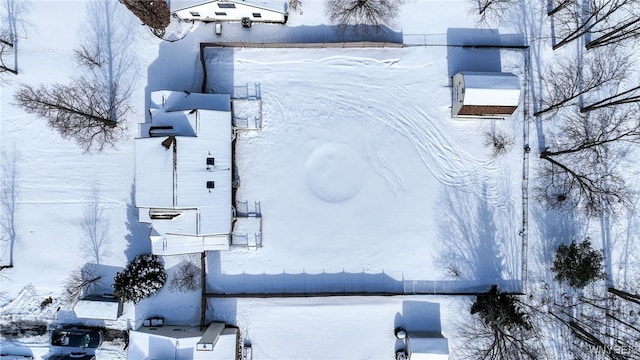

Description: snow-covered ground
[206,46,523,291]
[3,0,638,359]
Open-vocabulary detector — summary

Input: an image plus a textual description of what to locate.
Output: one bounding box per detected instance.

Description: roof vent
[206,181,215,189]
[206,157,215,166]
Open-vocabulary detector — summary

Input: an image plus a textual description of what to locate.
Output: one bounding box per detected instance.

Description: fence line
[201,41,403,49]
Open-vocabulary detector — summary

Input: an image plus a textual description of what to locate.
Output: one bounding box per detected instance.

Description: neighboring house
[451,72,520,118]
[135,91,234,255]
[73,294,123,321]
[173,0,288,24]
[127,322,239,360]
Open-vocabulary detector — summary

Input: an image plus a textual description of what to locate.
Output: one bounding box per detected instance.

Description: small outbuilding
[73,294,123,321]
[451,72,521,118]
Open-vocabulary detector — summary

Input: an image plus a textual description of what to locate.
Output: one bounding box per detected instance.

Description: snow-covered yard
[205,46,524,293]
[3,0,639,358]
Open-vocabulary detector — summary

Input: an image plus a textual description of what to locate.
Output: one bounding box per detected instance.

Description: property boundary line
[198,43,531,303]
[200,41,404,49]
[521,47,531,293]
[204,290,526,298]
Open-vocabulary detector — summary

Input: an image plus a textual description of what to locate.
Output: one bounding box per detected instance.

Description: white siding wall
[174,1,287,23]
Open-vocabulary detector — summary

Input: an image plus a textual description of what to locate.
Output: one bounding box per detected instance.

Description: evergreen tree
[113,254,167,304]
[552,238,605,288]
[471,285,532,331]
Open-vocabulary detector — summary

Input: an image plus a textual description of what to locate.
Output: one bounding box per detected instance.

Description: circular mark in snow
[304,143,366,203]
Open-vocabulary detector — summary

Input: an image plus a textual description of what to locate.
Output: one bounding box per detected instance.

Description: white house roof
[127,324,237,360]
[460,72,520,107]
[136,91,233,246]
[173,0,287,23]
[73,296,121,321]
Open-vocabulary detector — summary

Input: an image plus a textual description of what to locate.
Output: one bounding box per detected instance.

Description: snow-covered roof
[127,323,237,360]
[409,336,449,360]
[460,72,520,106]
[135,91,233,251]
[173,0,287,23]
[73,295,122,321]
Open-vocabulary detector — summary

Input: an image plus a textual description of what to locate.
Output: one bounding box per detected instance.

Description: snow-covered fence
[235,201,261,217]
[205,272,523,297]
[207,270,404,296]
[403,279,523,295]
[202,41,403,49]
[232,83,261,100]
[232,99,262,130]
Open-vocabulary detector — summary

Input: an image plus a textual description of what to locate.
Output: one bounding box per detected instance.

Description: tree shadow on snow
[81,183,110,265]
[529,203,585,285]
[435,184,506,286]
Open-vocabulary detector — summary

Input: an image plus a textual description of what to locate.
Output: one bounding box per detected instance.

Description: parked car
[48,354,95,360]
[51,328,103,349]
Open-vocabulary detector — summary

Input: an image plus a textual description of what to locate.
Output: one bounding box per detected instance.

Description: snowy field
[0,0,532,358]
[5,0,638,358]
[206,46,524,292]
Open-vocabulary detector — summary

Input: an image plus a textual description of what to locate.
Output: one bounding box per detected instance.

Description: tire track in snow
[309,81,506,205]
[231,51,509,205]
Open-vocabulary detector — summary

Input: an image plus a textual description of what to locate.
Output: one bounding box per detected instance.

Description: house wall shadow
[202,47,235,95]
[124,183,151,261]
[196,22,402,45]
[207,269,404,295]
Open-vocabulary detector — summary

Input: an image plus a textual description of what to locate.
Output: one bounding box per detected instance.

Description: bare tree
[1,0,31,75]
[13,80,128,152]
[535,107,639,217]
[551,0,639,49]
[586,16,640,49]
[79,0,136,123]
[0,30,16,77]
[534,48,630,116]
[325,0,404,31]
[549,291,640,359]
[12,1,135,152]
[475,0,516,24]
[484,130,514,157]
[547,0,575,16]
[0,149,18,270]
[581,84,640,112]
[62,265,101,305]
[81,184,110,265]
[168,256,201,293]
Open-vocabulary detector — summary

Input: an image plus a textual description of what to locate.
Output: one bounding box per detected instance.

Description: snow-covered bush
[551,238,605,288]
[113,254,167,304]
